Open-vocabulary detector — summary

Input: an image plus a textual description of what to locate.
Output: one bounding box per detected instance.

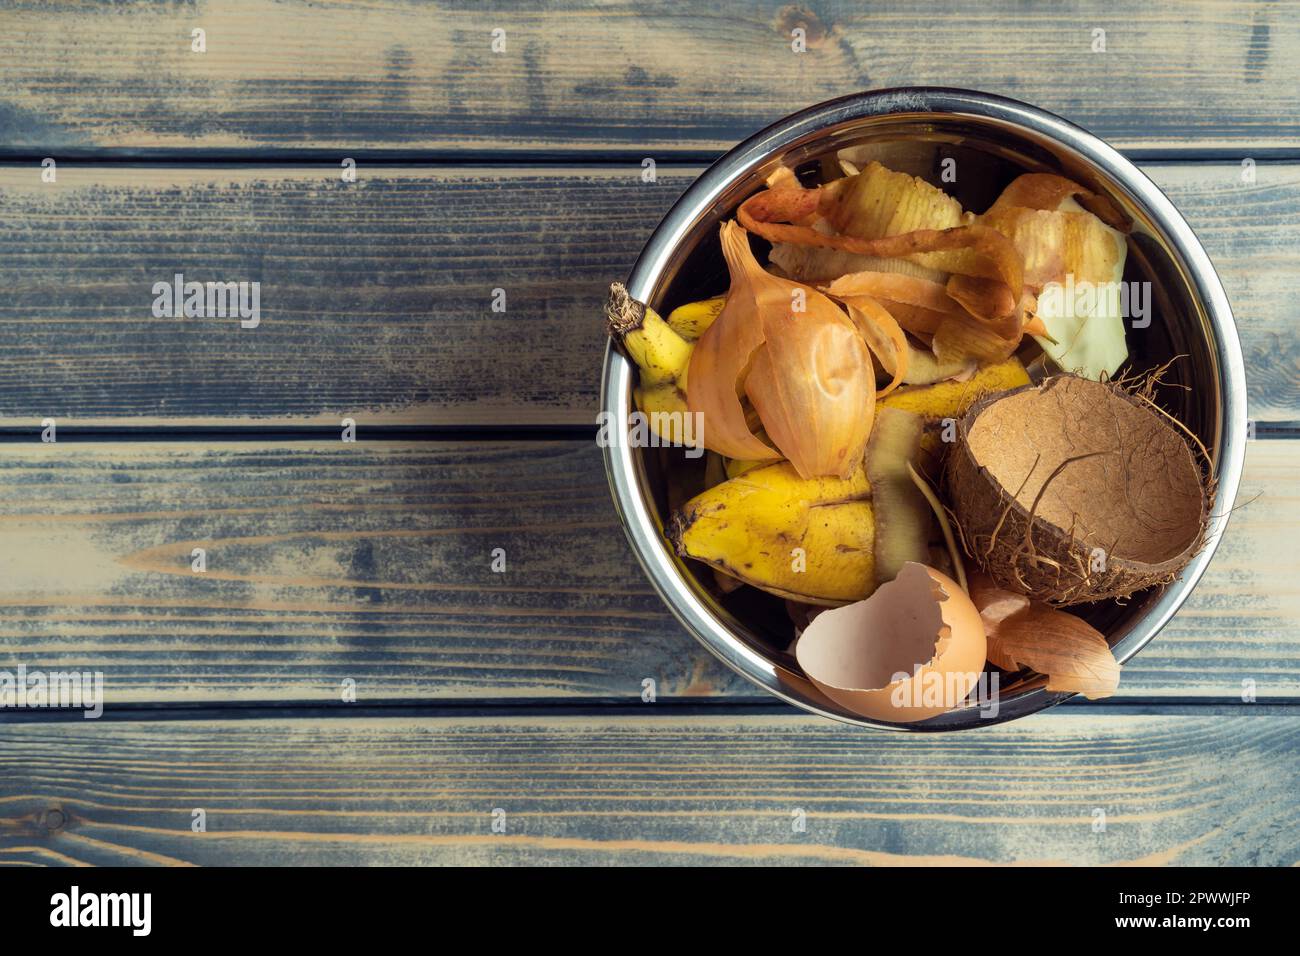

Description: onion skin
[685,223,785,461]
[969,572,1121,699]
[688,221,875,478]
[987,172,1131,232]
[839,297,908,396]
[826,270,963,317]
[745,314,874,479]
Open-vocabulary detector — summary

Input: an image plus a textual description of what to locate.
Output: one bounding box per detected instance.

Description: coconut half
[946,374,1210,605]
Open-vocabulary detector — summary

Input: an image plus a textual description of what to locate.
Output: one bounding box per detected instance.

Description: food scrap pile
[607,156,1212,723]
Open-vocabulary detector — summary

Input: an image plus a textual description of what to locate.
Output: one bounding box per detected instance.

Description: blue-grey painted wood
[0,1,1295,155]
[0,0,1292,871]
[0,439,1291,704]
[0,163,1295,424]
[0,712,1294,865]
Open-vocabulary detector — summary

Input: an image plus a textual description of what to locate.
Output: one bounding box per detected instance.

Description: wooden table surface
[0,0,1297,866]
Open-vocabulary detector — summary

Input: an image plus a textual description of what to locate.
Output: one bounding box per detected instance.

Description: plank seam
[0,698,1295,725]
[0,425,1293,442]
[0,426,600,442]
[2,149,1299,166]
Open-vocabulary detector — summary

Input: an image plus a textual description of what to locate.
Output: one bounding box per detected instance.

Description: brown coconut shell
[945,374,1211,606]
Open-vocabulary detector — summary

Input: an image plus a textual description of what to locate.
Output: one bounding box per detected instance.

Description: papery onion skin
[689,221,876,476]
[825,270,960,316]
[969,573,1121,699]
[744,299,875,479]
[988,173,1131,232]
[685,223,786,461]
[980,206,1122,292]
[839,297,909,396]
[932,315,1019,366]
[741,193,1025,328]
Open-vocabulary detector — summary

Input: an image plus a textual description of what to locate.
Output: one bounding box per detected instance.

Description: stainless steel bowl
[600,88,1247,730]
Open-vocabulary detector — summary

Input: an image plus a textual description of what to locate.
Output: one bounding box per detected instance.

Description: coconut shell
[946,374,1210,606]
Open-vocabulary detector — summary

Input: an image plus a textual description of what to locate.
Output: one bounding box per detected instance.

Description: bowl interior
[619,103,1230,730]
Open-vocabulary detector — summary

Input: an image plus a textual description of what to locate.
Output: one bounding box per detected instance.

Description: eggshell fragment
[795,562,988,723]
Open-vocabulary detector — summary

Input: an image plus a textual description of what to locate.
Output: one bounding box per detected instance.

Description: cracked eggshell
[794,562,988,723]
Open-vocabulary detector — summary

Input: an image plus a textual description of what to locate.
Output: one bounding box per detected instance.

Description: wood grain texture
[1,712,1295,865]
[0,438,1292,704]
[0,162,1295,425]
[0,166,665,426]
[0,440,750,702]
[0,1,1296,153]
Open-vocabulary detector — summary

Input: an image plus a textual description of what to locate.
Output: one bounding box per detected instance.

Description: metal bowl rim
[600,86,1248,731]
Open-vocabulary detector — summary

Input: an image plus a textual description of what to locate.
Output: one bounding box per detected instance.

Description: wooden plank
[0,166,666,427]
[0,163,1296,425]
[0,438,1292,704]
[0,1,1296,153]
[0,439,751,702]
[0,712,1294,865]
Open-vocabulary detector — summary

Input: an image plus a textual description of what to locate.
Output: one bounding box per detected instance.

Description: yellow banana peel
[881,357,1030,420]
[607,296,693,387]
[666,296,725,341]
[607,283,697,444]
[880,357,1030,461]
[723,457,765,479]
[671,461,874,606]
[631,381,694,444]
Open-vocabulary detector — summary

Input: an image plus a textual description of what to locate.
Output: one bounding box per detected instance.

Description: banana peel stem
[605,281,646,337]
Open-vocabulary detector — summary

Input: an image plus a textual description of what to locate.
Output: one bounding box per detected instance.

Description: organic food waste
[605,156,1212,723]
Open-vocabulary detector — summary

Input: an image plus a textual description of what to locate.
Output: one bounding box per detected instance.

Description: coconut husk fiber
[946,374,1211,605]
